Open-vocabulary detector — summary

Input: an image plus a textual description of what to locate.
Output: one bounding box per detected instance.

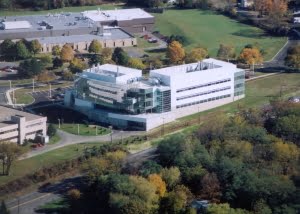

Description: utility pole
[120,130,124,144]
[109,126,113,143]
[49,83,52,98]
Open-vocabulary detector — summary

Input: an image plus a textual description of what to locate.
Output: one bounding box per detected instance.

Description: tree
[39,54,52,65]
[88,40,102,54]
[62,70,74,81]
[254,0,273,15]
[139,160,162,177]
[206,203,250,214]
[52,45,61,56]
[112,47,129,66]
[47,124,57,137]
[285,45,300,69]
[0,142,24,175]
[253,199,272,214]
[15,41,31,60]
[53,57,63,68]
[198,173,221,203]
[0,39,15,59]
[127,58,146,69]
[69,58,87,73]
[37,71,56,82]
[19,58,44,77]
[148,174,167,197]
[217,44,236,60]
[185,47,208,63]
[60,44,74,62]
[160,167,181,189]
[166,41,185,64]
[29,40,42,55]
[239,47,263,65]
[101,47,113,60]
[0,200,9,214]
[89,54,104,66]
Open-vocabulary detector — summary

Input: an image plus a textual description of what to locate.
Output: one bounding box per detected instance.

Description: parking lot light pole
[77,124,80,135]
[120,130,124,143]
[9,80,11,90]
[32,79,35,92]
[58,119,61,128]
[96,125,98,135]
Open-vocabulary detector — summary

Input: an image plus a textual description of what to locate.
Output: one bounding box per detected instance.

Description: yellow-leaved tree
[239,47,263,65]
[166,41,185,64]
[148,173,167,197]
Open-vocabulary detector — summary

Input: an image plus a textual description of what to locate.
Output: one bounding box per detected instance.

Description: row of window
[89,84,118,95]
[176,94,231,109]
[177,86,231,101]
[234,83,244,89]
[176,78,231,93]
[26,122,43,129]
[0,128,18,135]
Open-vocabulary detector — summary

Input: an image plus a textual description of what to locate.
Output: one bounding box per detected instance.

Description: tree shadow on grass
[232,29,266,38]
[35,199,69,214]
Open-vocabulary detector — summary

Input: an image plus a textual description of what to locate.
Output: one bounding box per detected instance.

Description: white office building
[64,59,245,131]
[0,106,47,144]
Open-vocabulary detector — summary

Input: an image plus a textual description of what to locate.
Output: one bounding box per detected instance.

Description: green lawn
[136,37,160,49]
[48,133,61,145]
[0,4,123,16]
[153,9,286,60]
[0,142,102,185]
[56,123,110,136]
[10,89,34,105]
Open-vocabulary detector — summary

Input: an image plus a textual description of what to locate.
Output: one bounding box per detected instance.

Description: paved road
[20,129,144,159]
[6,176,83,214]
[7,148,156,214]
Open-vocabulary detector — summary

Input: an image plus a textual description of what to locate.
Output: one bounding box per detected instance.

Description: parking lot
[28,86,72,103]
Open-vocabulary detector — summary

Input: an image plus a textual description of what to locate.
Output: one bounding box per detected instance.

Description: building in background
[0,8,154,52]
[0,106,47,144]
[64,59,245,131]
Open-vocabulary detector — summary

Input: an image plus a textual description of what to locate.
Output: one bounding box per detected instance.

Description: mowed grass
[0,4,123,16]
[56,123,110,136]
[153,9,287,60]
[0,142,102,185]
[11,89,34,105]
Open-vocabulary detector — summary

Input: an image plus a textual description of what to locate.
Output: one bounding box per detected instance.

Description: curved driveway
[21,129,144,159]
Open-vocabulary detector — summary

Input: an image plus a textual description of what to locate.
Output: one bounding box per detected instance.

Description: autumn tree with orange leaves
[239,47,263,65]
[148,174,167,197]
[254,0,287,16]
[166,41,185,64]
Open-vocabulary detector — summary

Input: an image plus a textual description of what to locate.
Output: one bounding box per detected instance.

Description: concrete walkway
[20,129,144,160]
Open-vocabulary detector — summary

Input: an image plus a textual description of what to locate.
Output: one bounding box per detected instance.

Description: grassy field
[48,134,61,145]
[0,142,102,185]
[56,123,110,136]
[153,9,287,60]
[0,4,123,16]
[136,37,160,49]
[11,89,35,105]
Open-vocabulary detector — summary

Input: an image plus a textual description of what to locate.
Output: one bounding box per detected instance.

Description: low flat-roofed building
[27,27,137,53]
[0,106,47,144]
[0,21,32,30]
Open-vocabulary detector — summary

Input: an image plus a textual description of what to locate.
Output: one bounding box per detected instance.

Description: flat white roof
[82,8,153,22]
[151,58,237,76]
[2,21,32,30]
[84,64,142,77]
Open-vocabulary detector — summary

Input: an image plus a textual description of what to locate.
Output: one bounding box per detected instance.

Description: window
[176,78,231,93]
[176,86,231,101]
[176,94,231,109]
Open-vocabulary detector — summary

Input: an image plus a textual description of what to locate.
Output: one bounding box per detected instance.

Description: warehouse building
[0,106,47,144]
[0,8,154,52]
[64,59,245,131]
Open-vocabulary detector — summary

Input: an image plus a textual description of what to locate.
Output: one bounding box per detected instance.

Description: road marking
[9,193,51,210]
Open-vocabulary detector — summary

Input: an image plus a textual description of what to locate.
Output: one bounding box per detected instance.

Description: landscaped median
[55,123,111,136]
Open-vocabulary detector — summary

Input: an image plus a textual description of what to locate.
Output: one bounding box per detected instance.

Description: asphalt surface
[6,176,83,214]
